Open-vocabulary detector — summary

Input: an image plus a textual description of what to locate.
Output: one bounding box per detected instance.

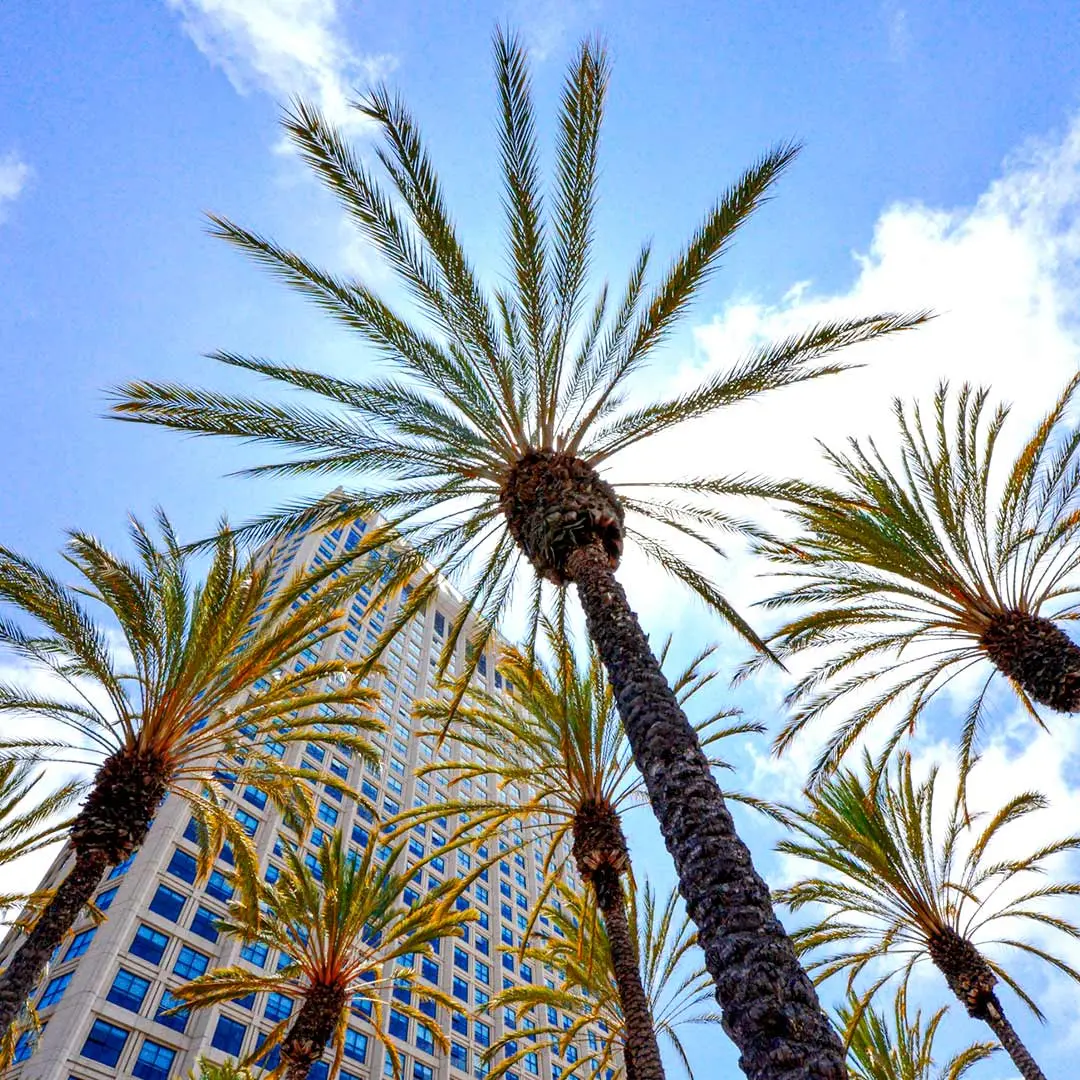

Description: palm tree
[410,624,759,1080]
[111,28,927,1075]
[0,514,381,1034]
[488,879,720,1080]
[185,1058,258,1080]
[743,377,1080,785]
[0,759,84,1061]
[775,752,1080,1080]
[838,984,995,1080]
[174,827,473,1080]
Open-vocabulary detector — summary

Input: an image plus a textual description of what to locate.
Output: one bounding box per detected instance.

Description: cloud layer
[0,150,31,222]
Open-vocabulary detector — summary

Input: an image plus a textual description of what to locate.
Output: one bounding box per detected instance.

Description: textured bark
[982,998,1048,1080]
[981,609,1080,712]
[500,452,624,583]
[572,803,662,1080]
[566,541,846,1080]
[0,749,167,1035]
[591,864,666,1080]
[282,984,347,1080]
[929,927,1047,1080]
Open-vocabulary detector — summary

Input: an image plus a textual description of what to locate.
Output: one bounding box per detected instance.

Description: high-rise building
[0,513,595,1080]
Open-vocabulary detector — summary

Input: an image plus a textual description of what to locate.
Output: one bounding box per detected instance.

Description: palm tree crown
[746,376,1080,784]
[175,827,473,1080]
[489,881,719,1080]
[0,513,380,1034]
[776,752,1079,1079]
[838,985,995,1080]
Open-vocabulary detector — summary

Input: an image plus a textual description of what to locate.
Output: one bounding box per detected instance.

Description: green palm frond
[0,513,382,892]
[746,376,1080,785]
[112,28,926,686]
[775,751,1080,1022]
[484,880,717,1080]
[177,827,474,1079]
[839,983,996,1080]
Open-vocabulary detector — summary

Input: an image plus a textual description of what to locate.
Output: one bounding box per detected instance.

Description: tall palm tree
[410,624,759,1080]
[775,752,1080,1080]
[0,514,381,1034]
[174,827,472,1080]
[838,985,995,1080]
[111,28,926,1076]
[488,880,720,1080]
[742,377,1080,785]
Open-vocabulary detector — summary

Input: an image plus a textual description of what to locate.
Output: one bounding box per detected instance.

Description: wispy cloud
[165,0,396,132]
[0,150,32,223]
[883,2,911,63]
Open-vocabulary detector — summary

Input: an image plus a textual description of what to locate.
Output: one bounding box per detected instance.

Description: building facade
[0,514,595,1080]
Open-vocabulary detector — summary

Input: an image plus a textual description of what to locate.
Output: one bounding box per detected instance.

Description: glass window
[108,852,136,880]
[149,883,186,922]
[264,992,293,1022]
[234,808,259,837]
[474,1020,491,1049]
[241,940,269,968]
[64,927,96,961]
[452,976,469,1002]
[317,802,339,826]
[173,945,210,980]
[130,925,168,965]
[344,1028,368,1063]
[133,1038,176,1080]
[155,990,189,1034]
[421,956,439,983]
[415,1023,435,1054]
[205,870,234,903]
[107,968,151,1013]
[476,961,490,985]
[211,1015,247,1055]
[190,905,220,942]
[95,885,120,911]
[453,946,469,972]
[38,971,73,1009]
[166,848,197,884]
[388,1009,410,1040]
[451,1042,469,1072]
[414,1062,434,1080]
[81,1018,129,1067]
[243,785,268,808]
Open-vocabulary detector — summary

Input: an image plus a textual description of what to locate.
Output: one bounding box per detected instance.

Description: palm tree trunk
[0,749,167,1035]
[282,985,346,1080]
[566,541,847,1080]
[591,865,665,1080]
[0,848,109,1031]
[981,997,1047,1080]
[982,610,1080,712]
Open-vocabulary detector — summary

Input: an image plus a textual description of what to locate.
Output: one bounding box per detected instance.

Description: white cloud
[0,150,32,222]
[166,0,396,132]
[883,3,911,63]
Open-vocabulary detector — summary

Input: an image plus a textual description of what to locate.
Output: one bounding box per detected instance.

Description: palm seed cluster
[0,26,1077,1080]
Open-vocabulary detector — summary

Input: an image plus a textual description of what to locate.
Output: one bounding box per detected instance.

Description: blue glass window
[452,1012,468,1036]
[205,870,234,902]
[130,925,169,965]
[211,1015,246,1055]
[241,940,268,967]
[149,883,186,922]
[64,927,96,961]
[476,961,490,985]
[389,1009,410,1039]
[451,1043,469,1072]
[81,1018,128,1067]
[108,853,136,880]
[13,1028,38,1063]
[155,990,189,1033]
[173,945,209,980]
[107,968,151,1012]
[38,972,72,1009]
[474,1021,491,1048]
[453,946,469,972]
[452,976,469,1002]
[234,808,259,837]
[95,885,119,911]
[243,785,268,809]
[264,992,293,1022]
[421,957,439,983]
[415,1023,435,1054]
[132,1038,176,1080]
[166,848,197,884]
[415,1063,434,1080]
[317,802,339,826]
[190,905,220,942]
[344,1028,368,1063]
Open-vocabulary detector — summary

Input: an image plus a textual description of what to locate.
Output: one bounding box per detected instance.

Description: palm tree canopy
[775,751,1080,1022]
[487,880,718,1080]
[744,376,1080,784]
[185,1059,259,1080]
[175,827,474,1078]
[0,512,381,890]
[112,28,926,690]
[839,984,996,1080]
[404,622,760,937]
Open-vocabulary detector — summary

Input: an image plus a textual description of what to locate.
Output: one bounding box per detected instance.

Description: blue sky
[3,1,1080,1076]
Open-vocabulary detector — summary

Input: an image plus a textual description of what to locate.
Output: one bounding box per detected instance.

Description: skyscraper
[0,513,594,1080]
